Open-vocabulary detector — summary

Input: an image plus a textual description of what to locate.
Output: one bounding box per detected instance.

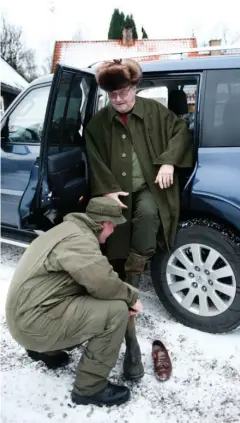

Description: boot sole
[71,391,131,407]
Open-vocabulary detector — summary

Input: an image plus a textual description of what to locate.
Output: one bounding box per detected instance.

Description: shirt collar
[108,96,144,121]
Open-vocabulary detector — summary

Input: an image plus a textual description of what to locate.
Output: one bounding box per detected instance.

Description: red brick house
[52,28,197,72]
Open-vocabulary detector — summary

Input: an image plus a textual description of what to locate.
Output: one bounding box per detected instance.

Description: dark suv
[1,55,240,334]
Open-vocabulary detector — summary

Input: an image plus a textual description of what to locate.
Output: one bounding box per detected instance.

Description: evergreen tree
[125,14,138,39]
[108,9,125,39]
[108,9,140,40]
[141,27,148,39]
[119,12,125,31]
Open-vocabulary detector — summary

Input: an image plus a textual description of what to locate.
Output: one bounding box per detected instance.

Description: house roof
[0,58,29,93]
[52,38,197,71]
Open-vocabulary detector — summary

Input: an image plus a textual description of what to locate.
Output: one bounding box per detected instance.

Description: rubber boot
[123,252,148,381]
[123,315,144,380]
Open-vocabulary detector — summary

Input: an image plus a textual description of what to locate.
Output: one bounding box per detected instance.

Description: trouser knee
[137,210,159,225]
[108,300,129,325]
[131,214,160,257]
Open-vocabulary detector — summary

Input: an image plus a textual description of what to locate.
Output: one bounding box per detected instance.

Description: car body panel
[190,147,240,230]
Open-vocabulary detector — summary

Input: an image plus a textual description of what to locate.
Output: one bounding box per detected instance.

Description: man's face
[108,85,136,113]
[98,221,116,244]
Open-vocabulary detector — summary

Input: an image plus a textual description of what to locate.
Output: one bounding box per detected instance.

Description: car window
[202,69,240,147]
[2,85,50,144]
[48,72,91,153]
[137,86,168,107]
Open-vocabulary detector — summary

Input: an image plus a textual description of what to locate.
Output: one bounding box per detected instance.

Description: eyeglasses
[108,86,134,100]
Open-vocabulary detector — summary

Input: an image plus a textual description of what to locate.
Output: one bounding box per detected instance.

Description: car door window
[2,85,50,145]
[48,72,91,154]
[202,69,240,147]
[137,86,168,107]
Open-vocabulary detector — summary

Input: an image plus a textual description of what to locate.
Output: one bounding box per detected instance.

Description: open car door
[19,64,97,230]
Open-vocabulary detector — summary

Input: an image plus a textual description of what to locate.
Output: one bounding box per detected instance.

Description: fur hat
[96,59,142,92]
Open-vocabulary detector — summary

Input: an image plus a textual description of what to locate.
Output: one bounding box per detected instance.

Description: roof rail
[88,44,240,67]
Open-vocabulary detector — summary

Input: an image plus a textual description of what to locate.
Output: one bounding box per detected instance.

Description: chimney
[209,39,222,55]
[122,26,133,46]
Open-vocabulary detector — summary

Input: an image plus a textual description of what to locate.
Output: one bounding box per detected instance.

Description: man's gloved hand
[155,164,174,189]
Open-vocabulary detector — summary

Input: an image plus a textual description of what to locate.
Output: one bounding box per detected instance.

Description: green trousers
[43,296,129,396]
[131,187,161,257]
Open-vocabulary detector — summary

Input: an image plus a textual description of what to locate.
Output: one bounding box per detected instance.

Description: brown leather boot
[123,252,148,381]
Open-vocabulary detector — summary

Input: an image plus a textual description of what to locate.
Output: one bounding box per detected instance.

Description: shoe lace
[153,350,170,369]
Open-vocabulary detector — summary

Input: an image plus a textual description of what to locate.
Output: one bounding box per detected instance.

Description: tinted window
[49,72,91,152]
[137,86,168,107]
[202,69,240,147]
[2,85,50,144]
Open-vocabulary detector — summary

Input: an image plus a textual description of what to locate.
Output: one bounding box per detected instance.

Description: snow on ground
[1,244,240,423]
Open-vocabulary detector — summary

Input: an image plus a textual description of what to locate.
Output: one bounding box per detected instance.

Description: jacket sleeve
[153,107,194,168]
[85,126,122,196]
[53,233,138,307]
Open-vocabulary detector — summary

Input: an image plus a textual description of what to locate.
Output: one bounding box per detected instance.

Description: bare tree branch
[41,55,53,75]
[0,16,39,82]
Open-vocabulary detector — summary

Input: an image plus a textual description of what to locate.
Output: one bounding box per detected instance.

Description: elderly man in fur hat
[85,59,193,381]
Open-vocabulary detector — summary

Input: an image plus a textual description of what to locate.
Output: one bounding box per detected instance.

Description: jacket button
[122,172,126,176]
[122,134,126,139]
[122,153,126,158]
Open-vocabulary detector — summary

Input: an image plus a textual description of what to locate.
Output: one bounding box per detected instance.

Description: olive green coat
[85,96,194,260]
[5,213,138,351]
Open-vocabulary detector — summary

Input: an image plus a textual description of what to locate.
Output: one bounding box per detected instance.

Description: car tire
[151,221,240,333]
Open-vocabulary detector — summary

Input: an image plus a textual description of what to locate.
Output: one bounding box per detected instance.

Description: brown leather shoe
[152,340,172,381]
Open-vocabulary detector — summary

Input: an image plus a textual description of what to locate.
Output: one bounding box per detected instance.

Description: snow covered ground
[1,244,240,423]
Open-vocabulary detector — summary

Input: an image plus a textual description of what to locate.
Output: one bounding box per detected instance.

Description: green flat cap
[86,197,126,225]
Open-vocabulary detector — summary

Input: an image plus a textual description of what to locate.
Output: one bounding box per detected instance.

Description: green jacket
[5,213,138,349]
[85,96,194,260]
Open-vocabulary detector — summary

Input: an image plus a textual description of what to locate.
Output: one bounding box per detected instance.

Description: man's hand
[155,164,174,189]
[129,299,143,317]
[104,192,129,208]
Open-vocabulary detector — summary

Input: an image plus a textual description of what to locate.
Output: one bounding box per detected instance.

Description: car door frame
[19,64,97,231]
